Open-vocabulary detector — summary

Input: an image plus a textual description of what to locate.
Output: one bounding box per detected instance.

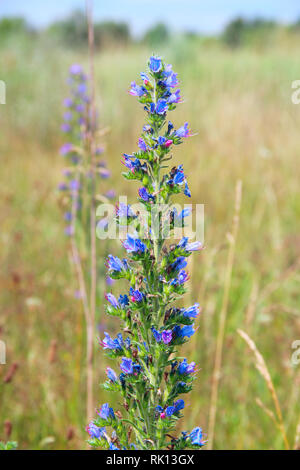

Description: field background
[1,19,300,450]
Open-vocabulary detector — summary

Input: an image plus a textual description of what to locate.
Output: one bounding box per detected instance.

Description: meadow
[1,31,300,449]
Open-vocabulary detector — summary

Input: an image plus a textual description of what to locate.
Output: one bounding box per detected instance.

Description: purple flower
[168,89,181,104]
[186,241,203,251]
[60,143,73,155]
[162,330,173,344]
[175,122,190,138]
[64,212,72,222]
[76,104,85,113]
[138,138,147,152]
[63,97,73,107]
[64,225,74,237]
[106,367,118,383]
[149,56,162,73]
[69,64,82,75]
[69,179,80,191]
[63,111,72,121]
[58,182,68,191]
[105,189,116,199]
[130,287,144,303]
[61,123,71,133]
[116,203,135,219]
[86,422,105,439]
[106,276,115,286]
[152,328,172,344]
[105,293,119,309]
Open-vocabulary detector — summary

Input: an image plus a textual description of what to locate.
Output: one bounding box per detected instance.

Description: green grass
[1,34,300,449]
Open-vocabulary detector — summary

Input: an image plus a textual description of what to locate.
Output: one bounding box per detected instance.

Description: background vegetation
[1,12,300,449]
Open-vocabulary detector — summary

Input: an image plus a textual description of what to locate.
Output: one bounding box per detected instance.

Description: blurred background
[1,0,300,450]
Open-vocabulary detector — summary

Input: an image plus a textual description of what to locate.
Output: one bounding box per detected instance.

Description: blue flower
[170,270,189,286]
[86,422,105,439]
[175,122,190,138]
[105,293,119,309]
[184,182,191,198]
[182,303,200,319]
[186,241,203,251]
[101,332,125,350]
[138,187,153,202]
[173,167,185,185]
[122,154,142,173]
[177,358,196,375]
[149,56,162,73]
[118,294,129,307]
[106,255,129,273]
[120,357,133,375]
[130,287,145,303]
[189,427,205,446]
[106,367,118,382]
[171,207,191,226]
[165,406,176,417]
[123,234,147,254]
[116,203,136,219]
[98,403,115,420]
[129,81,146,97]
[109,443,120,450]
[155,99,168,115]
[177,237,189,249]
[174,324,195,339]
[168,89,181,104]
[151,327,162,343]
[170,257,187,272]
[174,399,185,412]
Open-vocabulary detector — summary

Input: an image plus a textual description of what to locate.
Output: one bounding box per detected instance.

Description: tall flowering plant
[87,56,205,450]
[58,64,114,422]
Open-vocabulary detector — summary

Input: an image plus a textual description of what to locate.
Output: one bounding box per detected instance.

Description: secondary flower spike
[87,56,205,450]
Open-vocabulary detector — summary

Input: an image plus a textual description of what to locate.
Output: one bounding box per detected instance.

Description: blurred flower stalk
[57,4,114,423]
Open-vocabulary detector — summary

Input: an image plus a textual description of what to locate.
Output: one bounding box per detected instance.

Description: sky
[1,0,300,36]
